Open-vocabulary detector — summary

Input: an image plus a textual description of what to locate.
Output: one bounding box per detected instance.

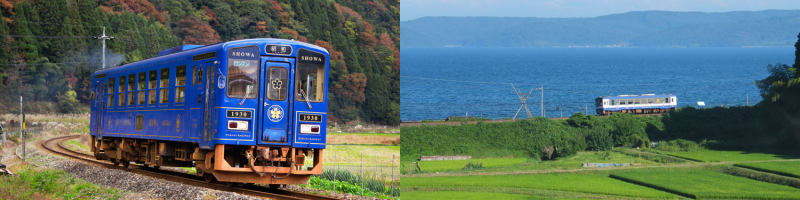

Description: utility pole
[93,27,116,68]
[746,93,749,106]
[535,85,545,117]
[585,105,587,115]
[20,95,24,162]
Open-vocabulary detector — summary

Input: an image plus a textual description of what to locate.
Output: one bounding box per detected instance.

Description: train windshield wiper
[299,88,313,109]
[239,85,253,105]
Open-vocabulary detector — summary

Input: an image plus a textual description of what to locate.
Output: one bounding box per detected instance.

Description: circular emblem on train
[271,78,282,89]
[268,105,284,122]
[218,75,226,89]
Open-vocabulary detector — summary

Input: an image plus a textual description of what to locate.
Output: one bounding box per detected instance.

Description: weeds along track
[40,135,340,200]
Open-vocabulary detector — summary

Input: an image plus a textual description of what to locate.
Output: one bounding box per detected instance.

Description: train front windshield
[296,49,326,102]
[227,46,261,98]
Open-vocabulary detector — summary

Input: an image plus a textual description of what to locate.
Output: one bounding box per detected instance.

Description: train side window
[611,100,615,105]
[138,73,146,105]
[665,98,669,103]
[148,70,157,104]
[628,99,633,105]
[118,76,126,106]
[198,67,203,85]
[176,65,186,103]
[108,78,115,108]
[160,68,170,104]
[648,98,654,104]
[128,74,135,105]
[192,65,197,85]
[267,67,288,100]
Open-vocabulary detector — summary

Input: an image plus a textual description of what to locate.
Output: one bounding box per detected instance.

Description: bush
[57,89,83,114]
[655,139,701,152]
[587,129,614,151]
[462,162,483,170]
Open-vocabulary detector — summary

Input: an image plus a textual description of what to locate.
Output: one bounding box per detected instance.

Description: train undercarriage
[90,136,322,186]
[598,108,676,116]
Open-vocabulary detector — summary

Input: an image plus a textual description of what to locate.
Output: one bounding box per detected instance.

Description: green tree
[0,16,9,65]
[57,85,82,113]
[11,2,38,62]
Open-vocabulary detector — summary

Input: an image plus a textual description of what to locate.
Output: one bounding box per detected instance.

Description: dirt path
[327,135,399,145]
[402,158,800,178]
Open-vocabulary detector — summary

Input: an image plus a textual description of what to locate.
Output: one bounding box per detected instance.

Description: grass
[323,145,399,166]
[610,170,800,199]
[0,166,124,200]
[734,161,800,179]
[328,132,399,137]
[403,191,546,200]
[403,172,680,199]
[665,150,798,162]
[418,158,527,172]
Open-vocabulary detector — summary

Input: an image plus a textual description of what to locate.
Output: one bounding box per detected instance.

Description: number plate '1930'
[226,110,252,118]
[299,114,322,122]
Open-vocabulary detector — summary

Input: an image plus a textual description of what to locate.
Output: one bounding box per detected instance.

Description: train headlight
[300,124,320,134]
[227,120,249,131]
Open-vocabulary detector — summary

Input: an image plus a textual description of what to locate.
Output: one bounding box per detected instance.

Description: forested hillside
[401,10,800,47]
[0,0,399,125]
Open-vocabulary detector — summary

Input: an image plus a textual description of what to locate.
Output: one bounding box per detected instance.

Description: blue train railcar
[595,94,677,116]
[88,39,329,186]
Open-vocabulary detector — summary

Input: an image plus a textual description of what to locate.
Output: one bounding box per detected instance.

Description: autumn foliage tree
[178,16,221,45]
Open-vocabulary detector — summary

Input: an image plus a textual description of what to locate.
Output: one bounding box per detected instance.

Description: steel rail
[40,135,340,200]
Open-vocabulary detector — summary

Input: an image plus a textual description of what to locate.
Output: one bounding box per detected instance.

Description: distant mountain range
[401,10,800,47]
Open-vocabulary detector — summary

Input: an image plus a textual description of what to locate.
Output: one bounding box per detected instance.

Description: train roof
[92,38,328,77]
[598,94,676,99]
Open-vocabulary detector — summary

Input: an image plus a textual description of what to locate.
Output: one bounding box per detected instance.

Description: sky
[401,0,800,21]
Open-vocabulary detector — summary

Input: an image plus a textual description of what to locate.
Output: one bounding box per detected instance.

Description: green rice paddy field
[403,191,548,200]
[666,150,800,162]
[404,150,800,199]
[417,158,527,172]
[610,170,800,199]
[734,161,800,179]
[404,172,681,199]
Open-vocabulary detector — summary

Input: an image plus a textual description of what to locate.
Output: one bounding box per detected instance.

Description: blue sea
[400,47,796,121]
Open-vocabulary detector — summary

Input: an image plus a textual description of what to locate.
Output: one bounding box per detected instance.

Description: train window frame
[295,48,326,103]
[118,76,126,106]
[148,70,158,105]
[226,46,260,99]
[159,68,170,104]
[611,100,616,105]
[192,65,197,86]
[267,67,288,101]
[138,73,146,105]
[647,98,654,104]
[108,77,115,108]
[665,98,669,103]
[627,99,633,105]
[128,74,135,106]
[176,65,186,103]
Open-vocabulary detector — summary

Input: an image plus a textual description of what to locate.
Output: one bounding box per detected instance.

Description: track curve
[40,135,340,200]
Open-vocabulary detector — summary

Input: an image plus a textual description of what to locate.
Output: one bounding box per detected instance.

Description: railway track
[40,135,340,200]
[401,113,666,127]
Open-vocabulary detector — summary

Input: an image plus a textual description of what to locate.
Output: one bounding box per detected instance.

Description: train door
[258,61,292,145]
[201,61,218,149]
[96,81,106,138]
